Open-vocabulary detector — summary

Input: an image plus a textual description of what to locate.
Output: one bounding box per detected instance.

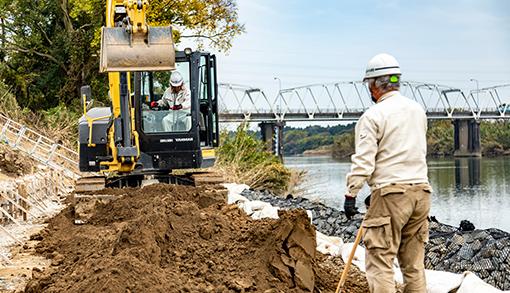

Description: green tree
[148,0,245,51]
[0,0,245,111]
[481,120,510,155]
[332,132,355,158]
[427,120,454,156]
[283,123,355,155]
[0,0,106,109]
[284,129,307,144]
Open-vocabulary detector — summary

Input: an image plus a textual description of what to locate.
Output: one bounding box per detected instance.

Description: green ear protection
[390,76,399,83]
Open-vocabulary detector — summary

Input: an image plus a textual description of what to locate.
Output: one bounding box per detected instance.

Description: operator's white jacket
[346,91,429,197]
[158,86,191,109]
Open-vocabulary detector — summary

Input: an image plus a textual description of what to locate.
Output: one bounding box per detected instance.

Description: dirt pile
[21,183,371,293]
[0,144,36,178]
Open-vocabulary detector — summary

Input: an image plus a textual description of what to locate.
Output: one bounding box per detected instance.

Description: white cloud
[179,0,509,100]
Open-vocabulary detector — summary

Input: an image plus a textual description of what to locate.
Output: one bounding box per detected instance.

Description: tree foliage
[0,0,106,110]
[148,0,245,51]
[330,120,510,158]
[284,123,355,155]
[481,120,510,155]
[0,0,244,111]
[332,132,355,158]
[427,120,454,156]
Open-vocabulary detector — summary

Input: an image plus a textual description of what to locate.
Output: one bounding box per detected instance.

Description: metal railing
[0,114,79,179]
[218,82,510,122]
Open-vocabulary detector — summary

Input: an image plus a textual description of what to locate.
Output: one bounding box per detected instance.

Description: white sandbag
[316,232,342,255]
[222,183,250,197]
[250,210,262,219]
[306,210,313,222]
[456,271,508,293]
[392,267,404,285]
[316,231,329,243]
[317,241,340,255]
[228,193,249,205]
[325,234,344,249]
[339,243,366,272]
[261,205,279,219]
[236,201,253,216]
[424,269,464,293]
[250,200,271,211]
[246,200,279,219]
[251,205,279,220]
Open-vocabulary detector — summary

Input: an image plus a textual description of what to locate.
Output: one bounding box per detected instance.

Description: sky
[180,0,510,126]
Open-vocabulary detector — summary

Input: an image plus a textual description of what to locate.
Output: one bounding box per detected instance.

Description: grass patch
[214,122,304,196]
[0,82,80,151]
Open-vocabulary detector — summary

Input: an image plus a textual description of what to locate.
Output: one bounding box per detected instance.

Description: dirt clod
[0,144,37,178]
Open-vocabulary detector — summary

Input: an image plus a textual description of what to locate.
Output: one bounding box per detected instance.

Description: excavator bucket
[99,26,176,72]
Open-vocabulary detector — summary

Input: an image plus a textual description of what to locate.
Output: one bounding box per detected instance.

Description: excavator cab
[78,49,219,183]
[133,50,220,173]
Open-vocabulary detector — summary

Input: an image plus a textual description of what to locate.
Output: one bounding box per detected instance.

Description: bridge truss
[218,82,510,122]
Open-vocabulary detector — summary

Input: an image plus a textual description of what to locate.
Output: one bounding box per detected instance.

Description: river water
[285,156,510,232]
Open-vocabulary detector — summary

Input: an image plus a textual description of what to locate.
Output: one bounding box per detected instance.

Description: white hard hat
[363,53,401,81]
[170,71,184,87]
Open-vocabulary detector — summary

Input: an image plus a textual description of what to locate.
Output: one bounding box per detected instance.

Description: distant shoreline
[286,149,510,158]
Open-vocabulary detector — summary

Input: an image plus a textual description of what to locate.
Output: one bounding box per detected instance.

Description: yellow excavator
[77,0,220,190]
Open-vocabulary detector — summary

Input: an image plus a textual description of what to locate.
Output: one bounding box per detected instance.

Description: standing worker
[343,53,432,293]
[150,71,191,131]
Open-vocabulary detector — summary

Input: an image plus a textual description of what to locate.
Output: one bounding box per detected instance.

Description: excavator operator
[150,71,191,131]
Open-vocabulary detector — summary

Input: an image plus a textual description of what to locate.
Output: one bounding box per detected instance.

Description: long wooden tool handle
[335,225,363,293]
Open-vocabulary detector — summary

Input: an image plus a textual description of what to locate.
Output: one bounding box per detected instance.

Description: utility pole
[274,76,282,119]
[272,76,285,162]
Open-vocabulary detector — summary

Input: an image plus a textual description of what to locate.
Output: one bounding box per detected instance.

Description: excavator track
[173,171,224,186]
[75,176,106,192]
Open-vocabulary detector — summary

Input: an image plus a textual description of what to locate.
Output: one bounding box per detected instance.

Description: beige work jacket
[346,91,428,197]
[158,86,191,109]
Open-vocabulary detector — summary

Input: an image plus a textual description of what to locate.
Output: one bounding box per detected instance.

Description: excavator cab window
[198,54,219,147]
[140,61,192,133]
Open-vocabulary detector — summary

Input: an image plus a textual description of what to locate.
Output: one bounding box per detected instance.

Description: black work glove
[344,195,359,220]
[364,194,371,209]
[172,104,182,110]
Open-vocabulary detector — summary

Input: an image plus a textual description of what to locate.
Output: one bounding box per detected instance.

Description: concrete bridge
[218,81,510,158]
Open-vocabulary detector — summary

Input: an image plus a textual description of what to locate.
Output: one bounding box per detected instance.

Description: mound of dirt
[0,144,37,178]
[23,183,370,293]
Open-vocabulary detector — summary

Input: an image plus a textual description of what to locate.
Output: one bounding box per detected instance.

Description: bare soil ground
[0,143,381,292]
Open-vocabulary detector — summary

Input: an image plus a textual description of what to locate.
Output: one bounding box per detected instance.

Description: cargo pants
[362,183,432,293]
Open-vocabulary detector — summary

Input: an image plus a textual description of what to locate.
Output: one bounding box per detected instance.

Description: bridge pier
[455,157,481,187]
[453,119,481,157]
[259,121,286,162]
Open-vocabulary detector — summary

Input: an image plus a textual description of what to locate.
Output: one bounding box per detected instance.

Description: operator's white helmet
[170,71,184,87]
[363,53,401,81]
